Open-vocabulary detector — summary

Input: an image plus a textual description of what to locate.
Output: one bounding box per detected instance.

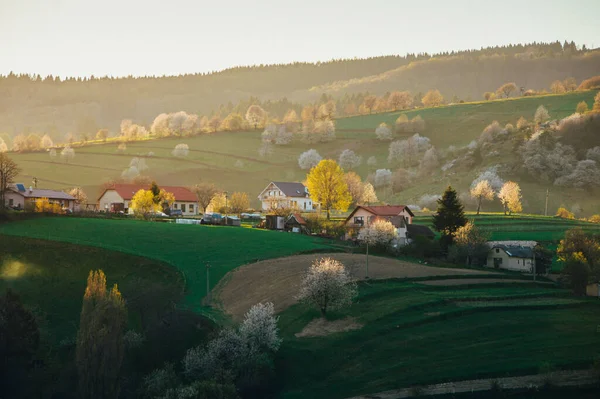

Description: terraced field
[276,279,600,399]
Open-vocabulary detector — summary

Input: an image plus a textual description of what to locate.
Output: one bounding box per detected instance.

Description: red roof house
[97,184,199,215]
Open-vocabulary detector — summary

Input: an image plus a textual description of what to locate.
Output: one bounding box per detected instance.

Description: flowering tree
[245,105,267,130]
[357,219,398,248]
[534,105,550,124]
[61,146,75,163]
[373,169,392,188]
[367,156,377,168]
[298,149,322,170]
[69,187,88,207]
[296,257,357,317]
[172,144,189,158]
[375,123,392,141]
[130,189,161,217]
[469,179,495,215]
[239,302,282,355]
[497,181,522,215]
[0,139,7,153]
[338,149,362,170]
[48,148,56,160]
[361,182,378,205]
[40,134,54,149]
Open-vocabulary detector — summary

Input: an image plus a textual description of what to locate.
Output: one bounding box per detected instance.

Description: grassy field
[276,279,600,399]
[7,90,599,214]
[0,235,188,343]
[413,213,600,242]
[0,217,335,316]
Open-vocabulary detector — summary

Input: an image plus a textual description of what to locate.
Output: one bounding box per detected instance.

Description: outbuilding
[485,244,535,273]
[4,184,76,211]
[97,184,199,215]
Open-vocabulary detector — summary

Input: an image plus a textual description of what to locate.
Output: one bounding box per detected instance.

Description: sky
[1,0,599,78]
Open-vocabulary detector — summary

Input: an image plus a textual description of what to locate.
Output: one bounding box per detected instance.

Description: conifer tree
[76,270,127,399]
[432,186,468,250]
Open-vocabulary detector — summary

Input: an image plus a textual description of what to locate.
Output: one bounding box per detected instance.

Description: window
[354,216,364,226]
[174,203,178,209]
[181,204,186,212]
[495,248,499,253]
[303,202,306,210]
[189,204,194,212]
[8,199,13,206]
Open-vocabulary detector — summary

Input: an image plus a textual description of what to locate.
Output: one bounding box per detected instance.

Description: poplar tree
[76,270,127,399]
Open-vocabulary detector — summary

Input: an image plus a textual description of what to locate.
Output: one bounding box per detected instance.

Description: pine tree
[76,270,127,399]
[432,186,468,250]
[150,181,160,204]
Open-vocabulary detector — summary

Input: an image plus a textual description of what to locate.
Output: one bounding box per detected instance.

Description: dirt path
[214,253,489,320]
[345,369,598,399]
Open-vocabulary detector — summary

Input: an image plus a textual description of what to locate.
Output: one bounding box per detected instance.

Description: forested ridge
[1,40,598,139]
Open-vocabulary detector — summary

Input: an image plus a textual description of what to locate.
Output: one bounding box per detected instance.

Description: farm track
[19,158,122,172]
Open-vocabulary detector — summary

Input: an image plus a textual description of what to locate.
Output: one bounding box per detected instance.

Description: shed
[265,215,285,230]
[406,224,435,240]
[285,213,307,233]
[586,283,600,297]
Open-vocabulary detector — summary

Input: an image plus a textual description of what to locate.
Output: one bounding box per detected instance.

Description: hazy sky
[1,0,599,78]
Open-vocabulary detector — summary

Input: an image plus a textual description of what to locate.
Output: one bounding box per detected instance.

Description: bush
[400,236,442,259]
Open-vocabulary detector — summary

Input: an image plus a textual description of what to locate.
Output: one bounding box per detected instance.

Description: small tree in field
[375,123,392,141]
[556,207,575,219]
[61,146,75,163]
[338,149,362,170]
[298,149,322,170]
[239,302,282,355]
[245,105,267,130]
[297,258,357,317]
[534,105,550,124]
[421,89,444,107]
[497,181,522,215]
[172,143,189,158]
[469,179,495,215]
[497,82,517,98]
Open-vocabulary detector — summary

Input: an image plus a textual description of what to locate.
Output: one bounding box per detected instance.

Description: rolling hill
[7,90,600,216]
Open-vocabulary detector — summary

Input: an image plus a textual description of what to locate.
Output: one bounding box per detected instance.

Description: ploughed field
[275,279,600,399]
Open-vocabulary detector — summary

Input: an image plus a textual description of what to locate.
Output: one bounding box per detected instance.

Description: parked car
[170,209,183,217]
[150,211,168,218]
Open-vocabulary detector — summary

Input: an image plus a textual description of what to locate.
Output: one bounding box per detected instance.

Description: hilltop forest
[1,40,599,141]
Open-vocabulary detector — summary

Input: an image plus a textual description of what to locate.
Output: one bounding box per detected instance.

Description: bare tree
[0,153,21,208]
[190,183,220,214]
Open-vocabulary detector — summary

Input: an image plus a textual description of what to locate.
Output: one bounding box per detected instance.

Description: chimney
[29,186,33,194]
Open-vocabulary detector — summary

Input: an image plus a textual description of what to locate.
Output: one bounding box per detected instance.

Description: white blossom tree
[470,179,495,215]
[48,148,56,160]
[586,146,600,163]
[373,169,392,188]
[314,119,336,142]
[419,147,439,175]
[375,123,392,141]
[338,149,362,170]
[497,181,522,215]
[361,182,378,205]
[61,146,75,163]
[298,149,322,170]
[150,113,170,137]
[172,143,189,158]
[130,157,149,172]
[357,219,398,248]
[258,142,274,158]
[121,165,140,180]
[246,105,267,130]
[554,160,600,190]
[239,302,282,355]
[367,156,377,168]
[69,187,88,208]
[534,105,550,124]
[296,257,357,317]
[471,166,504,191]
[0,139,7,153]
[40,134,54,149]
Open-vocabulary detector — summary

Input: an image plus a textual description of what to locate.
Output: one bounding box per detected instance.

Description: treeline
[0,40,597,139]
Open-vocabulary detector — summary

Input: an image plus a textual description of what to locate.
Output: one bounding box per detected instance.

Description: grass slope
[0,235,184,344]
[276,280,600,399]
[8,91,599,214]
[413,213,600,242]
[0,217,333,315]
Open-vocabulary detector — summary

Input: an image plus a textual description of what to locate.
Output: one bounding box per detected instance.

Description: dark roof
[407,224,435,238]
[492,245,534,258]
[10,187,75,201]
[271,182,308,198]
[286,213,307,225]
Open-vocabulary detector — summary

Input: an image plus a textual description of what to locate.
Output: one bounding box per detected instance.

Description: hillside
[6,90,599,216]
[1,41,598,137]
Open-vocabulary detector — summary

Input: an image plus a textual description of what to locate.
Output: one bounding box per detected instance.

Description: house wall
[345,208,412,246]
[4,191,25,209]
[486,248,535,272]
[259,182,314,212]
[172,201,199,215]
[98,190,126,212]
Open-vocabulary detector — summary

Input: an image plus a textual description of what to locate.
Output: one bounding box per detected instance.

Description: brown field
[214,253,491,320]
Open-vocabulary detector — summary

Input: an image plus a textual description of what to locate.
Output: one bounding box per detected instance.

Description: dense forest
[0,41,598,141]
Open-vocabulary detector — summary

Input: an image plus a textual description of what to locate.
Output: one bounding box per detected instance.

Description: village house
[257,182,316,212]
[97,184,199,215]
[485,244,536,272]
[344,205,414,246]
[4,184,76,211]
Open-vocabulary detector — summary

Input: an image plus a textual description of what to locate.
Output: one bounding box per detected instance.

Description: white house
[4,184,76,211]
[485,244,536,272]
[344,205,414,246]
[257,182,315,212]
[97,184,199,215]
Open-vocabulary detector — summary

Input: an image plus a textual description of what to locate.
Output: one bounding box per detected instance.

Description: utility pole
[205,262,211,306]
[544,189,549,217]
[532,249,536,282]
